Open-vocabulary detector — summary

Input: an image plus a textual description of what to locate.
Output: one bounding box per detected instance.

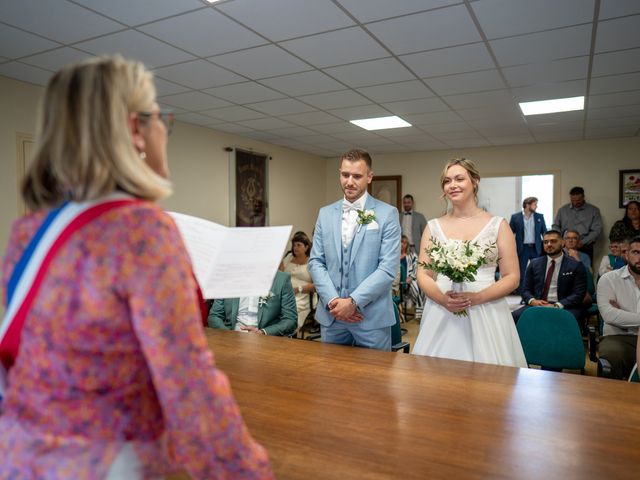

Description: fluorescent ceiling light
[519,96,584,116]
[206,0,222,3]
[350,115,411,131]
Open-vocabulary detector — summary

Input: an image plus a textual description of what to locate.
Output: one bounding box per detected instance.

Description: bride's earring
[139,151,147,160]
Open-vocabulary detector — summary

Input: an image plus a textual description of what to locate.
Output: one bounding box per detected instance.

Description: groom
[308,149,400,351]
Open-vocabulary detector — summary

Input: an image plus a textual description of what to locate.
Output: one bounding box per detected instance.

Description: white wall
[478,176,518,220]
[0,75,326,256]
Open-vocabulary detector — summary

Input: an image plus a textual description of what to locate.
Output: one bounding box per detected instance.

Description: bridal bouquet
[420,238,495,316]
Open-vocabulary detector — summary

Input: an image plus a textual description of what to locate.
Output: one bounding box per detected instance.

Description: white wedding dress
[412,217,527,368]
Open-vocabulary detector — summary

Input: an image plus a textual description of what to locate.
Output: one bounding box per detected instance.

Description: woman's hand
[442,291,482,313]
[439,291,469,313]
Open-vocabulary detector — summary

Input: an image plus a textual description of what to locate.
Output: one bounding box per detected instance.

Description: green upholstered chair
[585,270,599,322]
[516,306,585,373]
[629,364,639,383]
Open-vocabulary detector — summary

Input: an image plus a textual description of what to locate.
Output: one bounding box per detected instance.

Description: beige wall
[0,75,326,256]
[2,72,639,265]
[325,137,640,261]
[0,76,41,255]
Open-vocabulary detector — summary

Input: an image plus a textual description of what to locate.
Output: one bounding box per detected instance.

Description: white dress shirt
[523,211,535,244]
[597,266,640,336]
[342,192,368,247]
[546,253,563,304]
[402,211,413,244]
[235,296,259,331]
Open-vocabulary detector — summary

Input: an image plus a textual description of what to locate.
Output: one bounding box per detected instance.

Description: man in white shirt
[400,194,427,252]
[597,236,640,379]
[509,197,547,295]
[207,270,297,336]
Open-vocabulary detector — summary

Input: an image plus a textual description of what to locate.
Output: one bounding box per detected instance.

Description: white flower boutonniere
[258,291,274,307]
[356,209,376,226]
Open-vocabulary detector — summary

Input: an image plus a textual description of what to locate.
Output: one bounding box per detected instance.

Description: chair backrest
[391,302,402,345]
[516,307,585,370]
[629,364,639,383]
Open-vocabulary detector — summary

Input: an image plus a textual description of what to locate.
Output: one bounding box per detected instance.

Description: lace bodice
[429,216,502,269]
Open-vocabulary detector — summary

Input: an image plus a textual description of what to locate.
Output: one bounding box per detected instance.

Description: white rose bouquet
[420,238,495,316]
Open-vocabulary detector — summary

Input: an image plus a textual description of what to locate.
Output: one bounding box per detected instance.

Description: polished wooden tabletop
[202,329,639,480]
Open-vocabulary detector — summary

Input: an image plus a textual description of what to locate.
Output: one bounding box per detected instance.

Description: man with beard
[400,194,427,253]
[596,236,640,379]
[511,229,587,327]
[308,149,400,351]
[510,196,547,295]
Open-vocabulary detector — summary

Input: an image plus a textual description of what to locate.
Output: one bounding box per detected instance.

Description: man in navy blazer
[509,197,547,295]
[512,230,587,327]
[309,149,400,351]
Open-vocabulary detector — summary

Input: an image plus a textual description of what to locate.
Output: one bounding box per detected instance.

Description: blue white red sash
[0,193,139,399]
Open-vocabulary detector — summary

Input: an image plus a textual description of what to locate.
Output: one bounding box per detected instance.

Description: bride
[412,158,527,368]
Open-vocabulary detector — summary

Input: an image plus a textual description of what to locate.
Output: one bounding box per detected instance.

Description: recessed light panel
[519,96,584,116]
[350,115,411,131]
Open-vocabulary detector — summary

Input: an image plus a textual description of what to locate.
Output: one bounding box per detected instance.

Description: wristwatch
[349,297,357,307]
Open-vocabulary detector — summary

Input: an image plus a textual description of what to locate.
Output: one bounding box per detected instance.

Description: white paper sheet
[169,212,291,299]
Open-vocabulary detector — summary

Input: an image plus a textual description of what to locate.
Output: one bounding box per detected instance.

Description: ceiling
[1,0,639,157]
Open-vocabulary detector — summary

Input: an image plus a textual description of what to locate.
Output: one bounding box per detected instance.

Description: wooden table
[204,330,639,479]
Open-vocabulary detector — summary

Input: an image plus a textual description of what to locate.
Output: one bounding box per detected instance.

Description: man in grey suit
[308,149,400,351]
[400,194,427,253]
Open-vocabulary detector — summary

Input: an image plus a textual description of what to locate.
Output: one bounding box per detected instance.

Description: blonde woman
[0,56,272,479]
[412,158,526,367]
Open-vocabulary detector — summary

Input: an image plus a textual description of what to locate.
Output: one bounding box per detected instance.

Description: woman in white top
[280,231,315,329]
[412,158,527,368]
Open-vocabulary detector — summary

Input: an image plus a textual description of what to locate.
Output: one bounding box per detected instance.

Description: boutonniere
[258,291,274,307]
[356,209,376,226]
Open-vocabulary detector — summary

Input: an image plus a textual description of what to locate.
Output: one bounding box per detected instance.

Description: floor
[400,296,598,376]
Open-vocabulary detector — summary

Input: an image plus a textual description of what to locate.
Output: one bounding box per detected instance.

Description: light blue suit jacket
[308,195,400,331]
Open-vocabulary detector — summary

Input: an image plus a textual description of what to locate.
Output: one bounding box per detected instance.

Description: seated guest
[563,229,594,307]
[0,56,271,478]
[598,238,627,278]
[512,230,588,328]
[596,236,640,380]
[280,231,315,331]
[208,271,297,336]
[609,200,640,241]
[563,229,592,272]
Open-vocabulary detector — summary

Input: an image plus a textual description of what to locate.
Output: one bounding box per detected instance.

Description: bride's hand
[441,291,472,313]
[451,291,482,308]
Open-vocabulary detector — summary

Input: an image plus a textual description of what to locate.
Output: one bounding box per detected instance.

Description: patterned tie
[541,259,556,301]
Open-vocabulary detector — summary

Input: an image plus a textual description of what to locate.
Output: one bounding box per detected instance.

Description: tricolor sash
[0,193,140,399]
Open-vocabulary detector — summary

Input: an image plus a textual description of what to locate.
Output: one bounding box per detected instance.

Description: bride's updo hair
[440,157,481,202]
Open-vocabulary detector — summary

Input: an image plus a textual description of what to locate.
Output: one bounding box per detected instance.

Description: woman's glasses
[138,108,174,135]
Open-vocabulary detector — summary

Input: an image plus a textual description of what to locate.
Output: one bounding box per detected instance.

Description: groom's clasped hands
[328,297,364,323]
